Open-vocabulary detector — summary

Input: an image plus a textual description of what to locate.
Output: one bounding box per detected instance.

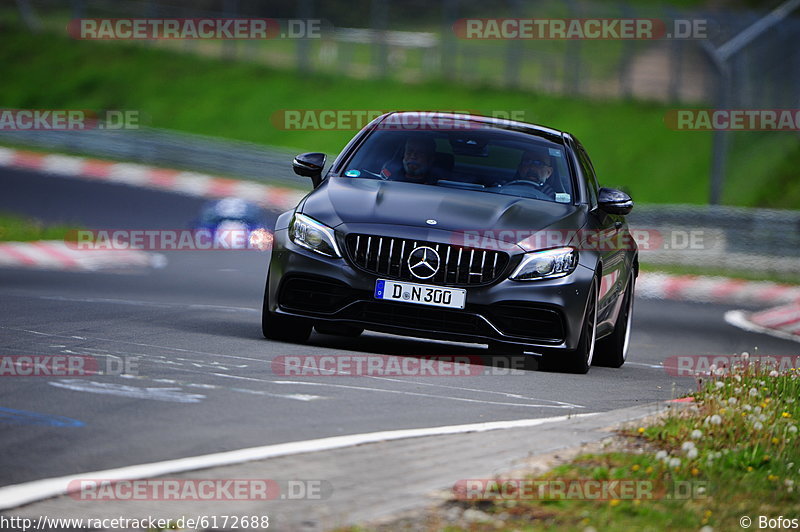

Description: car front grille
[345,234,509,286]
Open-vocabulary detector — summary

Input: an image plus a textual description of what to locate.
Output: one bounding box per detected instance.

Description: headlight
[509,247,578,281]
[289,213,341,258]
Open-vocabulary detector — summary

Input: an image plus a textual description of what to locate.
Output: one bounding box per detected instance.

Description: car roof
[377,111,568,143]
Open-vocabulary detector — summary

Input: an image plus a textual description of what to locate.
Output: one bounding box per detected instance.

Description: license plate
[374,279,466,309]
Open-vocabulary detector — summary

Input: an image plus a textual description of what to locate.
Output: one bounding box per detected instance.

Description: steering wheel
[502,180,541,187]
[500,180,552,200]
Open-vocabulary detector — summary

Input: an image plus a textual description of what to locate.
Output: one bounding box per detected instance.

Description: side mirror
[598,187,634,215]
[292,152,327,188]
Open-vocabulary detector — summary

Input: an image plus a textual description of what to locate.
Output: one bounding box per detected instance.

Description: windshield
[342,127,573,203]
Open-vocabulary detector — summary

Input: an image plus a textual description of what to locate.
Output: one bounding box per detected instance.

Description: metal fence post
[296,0,314,75]
[441,0,458,82]
[505,0,523,89]
[371,0,389,78]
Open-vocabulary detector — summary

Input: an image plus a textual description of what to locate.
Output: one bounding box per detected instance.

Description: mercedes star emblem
[407,246,440,279]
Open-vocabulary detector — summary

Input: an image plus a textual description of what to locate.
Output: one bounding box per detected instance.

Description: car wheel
[540,279,597,374]
[261,270,312,343]
[314,323,364,337]
[593,273,634,368]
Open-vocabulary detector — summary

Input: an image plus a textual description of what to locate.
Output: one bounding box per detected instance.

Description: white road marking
[268,357,583,407]
[7,325,586,407]
[625,361,664,369]
[39,295,258,313]
[3,327,264,362]
[725,310,800,344]
[219,373,584,409]
[0,411,595,511]
[48,380,206,403]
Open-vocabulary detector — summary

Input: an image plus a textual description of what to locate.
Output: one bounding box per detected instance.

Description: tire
[539,279,598,374]
[261,270,312,343]
[314,323,364,337]
[593,273,634,368]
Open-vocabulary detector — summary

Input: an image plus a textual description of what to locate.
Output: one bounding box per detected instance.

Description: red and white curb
[0,147,307,212]
[637,272,800,343]
[725,304,800,344]
[637,272,800,306]
[0,241,164,273]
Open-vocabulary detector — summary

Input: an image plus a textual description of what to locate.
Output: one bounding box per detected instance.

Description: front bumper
[267,226,597,351]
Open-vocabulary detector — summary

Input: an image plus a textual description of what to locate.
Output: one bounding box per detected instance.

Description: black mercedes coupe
[262,112,638,374]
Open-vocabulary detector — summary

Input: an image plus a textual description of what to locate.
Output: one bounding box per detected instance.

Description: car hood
[300,177,587,248]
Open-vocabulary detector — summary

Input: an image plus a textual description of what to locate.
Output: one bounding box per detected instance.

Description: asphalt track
[1,166,798,497]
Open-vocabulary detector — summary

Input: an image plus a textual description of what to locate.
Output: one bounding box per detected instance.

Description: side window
[576,144,599,209]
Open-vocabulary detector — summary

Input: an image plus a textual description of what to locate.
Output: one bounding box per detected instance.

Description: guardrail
[629,205,800,277]
[0,127,301,189]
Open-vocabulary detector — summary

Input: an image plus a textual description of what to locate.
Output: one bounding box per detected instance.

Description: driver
[507,147,556,199]
[382,137,439,185]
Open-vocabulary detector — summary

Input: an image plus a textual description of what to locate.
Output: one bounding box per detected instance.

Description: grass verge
[0,213,80,242]
[349,358,800,531]
[639,263,800,285]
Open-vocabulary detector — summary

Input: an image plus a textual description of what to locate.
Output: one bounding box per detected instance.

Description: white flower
[709,364,717,372]
[770,370,780,377]
[749,388,759,397]
[755,406,763,414]
[669,457,681,468]
[754,421,764,430]
[710,415,722,425]
[682,441,696,451]
[656,450,668,460]
[715,381,724,389]
[758,414,767,422]
[715,367,725,376]
[743,405,753,412]
[697,486,707,495]
[734,375,742,383]
[741,352,750,360]
[786,479,795,487]
[699,525,713,532]
[728,397,738,405]
[687,448,699,460]
[691,429,703,439]
[789,425,798,434]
